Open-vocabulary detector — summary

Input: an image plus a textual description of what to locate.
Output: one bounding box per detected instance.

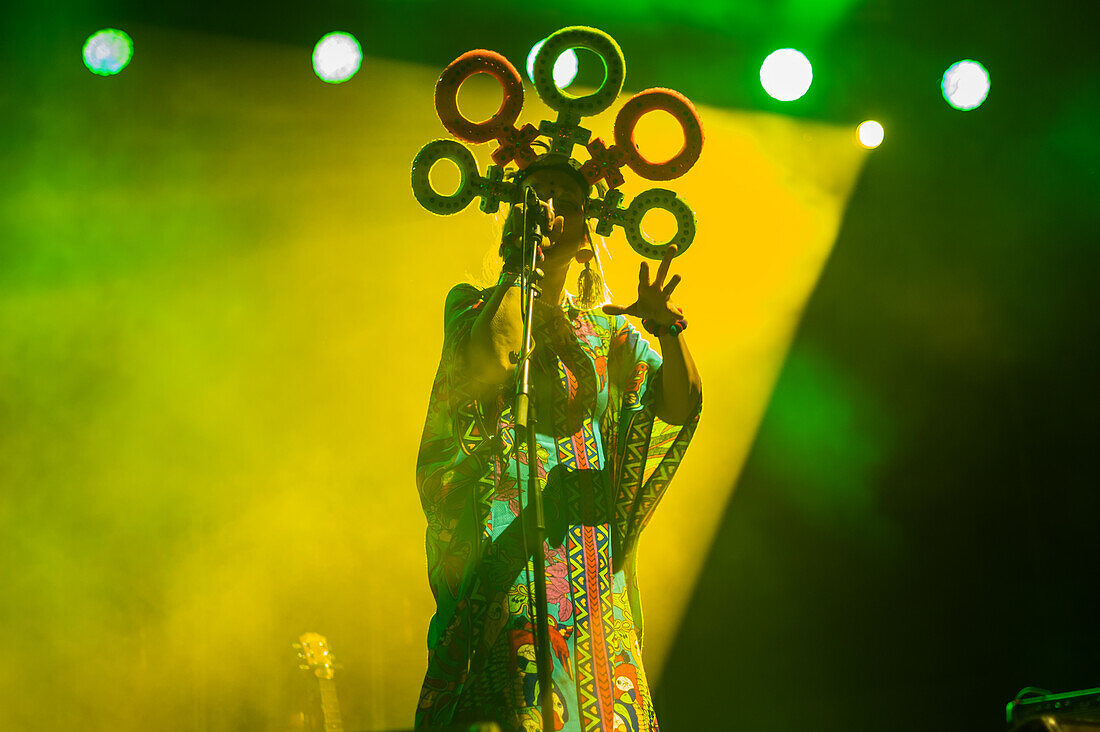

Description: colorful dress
[415,283,701,732]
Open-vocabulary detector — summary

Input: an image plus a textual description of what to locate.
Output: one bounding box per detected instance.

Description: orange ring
[435,50,524,144]
[614,88,704,181]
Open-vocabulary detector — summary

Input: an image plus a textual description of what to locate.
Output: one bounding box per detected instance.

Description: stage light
[526,38,578,89]
[760,48,813,102]
[82,29,133,76]
[857,120,884,148]
[941,60,990,111]
[313,32,362,83]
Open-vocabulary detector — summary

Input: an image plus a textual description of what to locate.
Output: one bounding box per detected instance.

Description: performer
[415,157,701,731]
[411,27,705,731]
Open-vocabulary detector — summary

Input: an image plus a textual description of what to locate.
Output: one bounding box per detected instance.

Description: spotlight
[313,32,362,83]
[760,48,813,102]
[526,38,578,89]
[856,120,884,148]
[83,29,133,76]
[941,60,990,111]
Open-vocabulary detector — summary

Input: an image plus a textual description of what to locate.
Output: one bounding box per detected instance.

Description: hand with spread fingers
[601,244,684,327]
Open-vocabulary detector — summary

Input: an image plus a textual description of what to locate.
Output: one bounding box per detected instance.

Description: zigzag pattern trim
[620,404,700,557]
[586,523,616,725]
[568,524,601,730]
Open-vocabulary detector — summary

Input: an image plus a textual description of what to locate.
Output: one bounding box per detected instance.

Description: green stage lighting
[526,38,578,88]
[83,29,133,76]
[760,48,813,101]
[313,32,362,83]
[941,60,990,111]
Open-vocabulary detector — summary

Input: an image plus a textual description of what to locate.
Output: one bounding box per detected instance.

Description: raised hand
[501,200,564,251]
[601,244,684,326]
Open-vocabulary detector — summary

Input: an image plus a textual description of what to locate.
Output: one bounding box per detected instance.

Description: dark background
[4,1,1097,730]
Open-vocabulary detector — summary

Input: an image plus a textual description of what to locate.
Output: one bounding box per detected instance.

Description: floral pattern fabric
[415,283,701,732]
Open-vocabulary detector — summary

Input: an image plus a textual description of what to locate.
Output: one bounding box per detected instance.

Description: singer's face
[521,168,588,263]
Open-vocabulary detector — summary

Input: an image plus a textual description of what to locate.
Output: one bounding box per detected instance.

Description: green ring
[623,188,696,259]
[533,27,625,117]
[411,139,479,215]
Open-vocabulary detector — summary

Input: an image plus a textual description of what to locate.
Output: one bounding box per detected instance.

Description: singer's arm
[466,272,524,388]
[653,332,702,426]
[465,199,558,391]
[601,245,701,426]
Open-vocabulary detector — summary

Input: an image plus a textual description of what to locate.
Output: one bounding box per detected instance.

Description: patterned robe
[415,283,701,732]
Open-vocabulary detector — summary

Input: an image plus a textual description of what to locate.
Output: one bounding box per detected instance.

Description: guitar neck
[317,677,344,732]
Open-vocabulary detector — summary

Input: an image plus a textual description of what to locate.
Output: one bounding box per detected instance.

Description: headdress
[410,26,704,260]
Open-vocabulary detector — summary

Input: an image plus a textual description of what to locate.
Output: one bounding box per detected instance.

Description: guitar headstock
[295,632,337,680]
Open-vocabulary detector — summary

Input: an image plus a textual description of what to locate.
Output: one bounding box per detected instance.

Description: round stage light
[857,120,884,148]
[526,38,578,89]
[941,60,990,111]
[83,29,133,76]
[313,32,362,83]
[760,48,813,101]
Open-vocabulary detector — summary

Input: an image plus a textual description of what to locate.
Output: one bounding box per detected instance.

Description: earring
[576,257,604,310]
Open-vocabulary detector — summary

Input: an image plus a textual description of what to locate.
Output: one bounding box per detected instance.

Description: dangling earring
[575,248,604,311]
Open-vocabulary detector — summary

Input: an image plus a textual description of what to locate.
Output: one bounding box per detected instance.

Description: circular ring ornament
[622,188,696,258]
[615,88,704,181]
[411,139,480,214]
[533,26,625,117]
[435,50,524,143]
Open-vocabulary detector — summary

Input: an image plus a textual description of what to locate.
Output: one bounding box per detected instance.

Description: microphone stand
[513,188,555,732]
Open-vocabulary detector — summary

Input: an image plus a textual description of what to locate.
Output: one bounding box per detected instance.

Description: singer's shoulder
[443,282,491,320]
[446,282,490,304]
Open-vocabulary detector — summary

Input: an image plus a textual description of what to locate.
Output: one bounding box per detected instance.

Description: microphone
[501,190,551,275]
[522,188,555,239]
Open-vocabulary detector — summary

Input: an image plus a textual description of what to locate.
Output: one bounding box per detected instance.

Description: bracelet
[498,270,541,298]
[497,270,526,291]
[642,317,688,337]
